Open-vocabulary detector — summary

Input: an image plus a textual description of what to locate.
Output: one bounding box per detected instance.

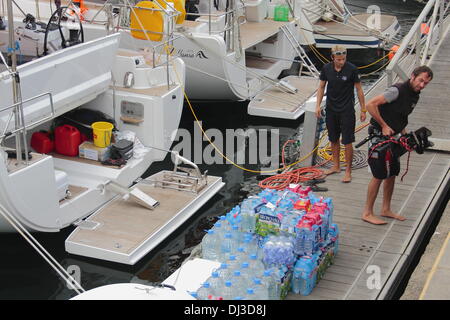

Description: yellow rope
[316,122,369,164]
[168,43,373,174]
[360,59,391,77]
[357,53,390,70]
[171,60,328,174]
[309,44,330,64]
[307,44,391,72]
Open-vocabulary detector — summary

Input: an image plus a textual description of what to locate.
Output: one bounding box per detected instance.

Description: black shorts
[367,134,401,179]
[325,108,355,145]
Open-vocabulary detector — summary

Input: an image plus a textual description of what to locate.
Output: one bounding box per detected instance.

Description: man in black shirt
[316,45,366,183]
[362,66,433,225]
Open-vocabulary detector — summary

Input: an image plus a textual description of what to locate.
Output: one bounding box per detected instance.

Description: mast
[6,0,27,164]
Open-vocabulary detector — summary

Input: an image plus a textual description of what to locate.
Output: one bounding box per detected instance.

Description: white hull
[0,36,187,234]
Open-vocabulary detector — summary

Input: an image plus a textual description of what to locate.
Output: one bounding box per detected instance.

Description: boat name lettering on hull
[176,49,209,59]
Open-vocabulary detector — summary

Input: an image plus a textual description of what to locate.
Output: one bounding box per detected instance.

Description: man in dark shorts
[361,66,433,225]
[316,45,366,183]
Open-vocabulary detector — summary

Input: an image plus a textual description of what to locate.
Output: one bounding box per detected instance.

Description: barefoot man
[316,45,366,183]
[362,66,433,225]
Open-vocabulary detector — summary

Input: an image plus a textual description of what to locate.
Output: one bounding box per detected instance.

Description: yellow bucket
[92,122,114,148]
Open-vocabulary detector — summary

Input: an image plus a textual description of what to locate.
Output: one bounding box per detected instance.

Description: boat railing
[0,92,55,139]
[0,91,55,165]
[182,0,248,54]
[80,0,183,88]
[386,0,450,86]
[111,1,182,68]
[183,2,246,34]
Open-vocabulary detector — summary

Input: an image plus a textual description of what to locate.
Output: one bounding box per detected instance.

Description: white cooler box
[54,170,69,201]
[245,0,268,22]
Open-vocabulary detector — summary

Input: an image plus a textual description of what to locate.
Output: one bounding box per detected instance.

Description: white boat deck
[314,13,398,37]
[5,152,47,174]
[240,19,291,50]
[65,171,224,265]
[247,76,319,120]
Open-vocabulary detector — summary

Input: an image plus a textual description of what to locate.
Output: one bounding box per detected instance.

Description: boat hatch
[65,171,224,265]
[247,76,319,119]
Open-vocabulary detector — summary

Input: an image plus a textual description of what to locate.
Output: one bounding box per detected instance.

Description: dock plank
[288,28,450,300]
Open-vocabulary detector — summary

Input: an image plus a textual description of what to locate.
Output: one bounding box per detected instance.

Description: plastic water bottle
[324,197,334,224]
[222,280,235,300]
[218,216,231,232]
[230,224,242,244]
[257,188,276,202]
[257,205,280,237]
[292,263,302,294]
[249,254,265,278]
[235,246,247,261]
[252,278,268,300]
[262,269,279,300]
[226,206,241,226]
[239,262,254,287]
[201,230,220,261]
[277,199,293,211]
[263,236,295,269]
[217,263,233,281]
[197,282,214,300]
[283,189,300,203]
[231,270,247,297]
[243,233,261,259]
[207,271,223,296]
[294,220,316,256]
[240,198,259,233]
[292,257,315,296]
[312,204,329,242]
[227,255,240,271]
[329,223,339,255]
[279,212,293,236]
[271,267,283,300]
[220,233,238,261]
[245,288,257,300]
[311,252,320,285]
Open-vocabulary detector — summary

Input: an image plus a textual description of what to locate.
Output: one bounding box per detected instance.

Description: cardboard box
[79,141,109,162]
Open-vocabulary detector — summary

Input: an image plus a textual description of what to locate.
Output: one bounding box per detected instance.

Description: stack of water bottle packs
[197,185,340,300]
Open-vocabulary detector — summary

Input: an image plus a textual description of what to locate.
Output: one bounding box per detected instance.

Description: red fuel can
[31,131,54,154]
[55,125,81,156]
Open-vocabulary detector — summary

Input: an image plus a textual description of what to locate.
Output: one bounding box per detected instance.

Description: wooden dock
[287,18,450,300]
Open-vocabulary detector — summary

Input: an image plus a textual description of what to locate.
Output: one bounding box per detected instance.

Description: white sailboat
[0,0,224,266]
[298,0,400,50]
[5,0,321,119]
[6,0,400,120]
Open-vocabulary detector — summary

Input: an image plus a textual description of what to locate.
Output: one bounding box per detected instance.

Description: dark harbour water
[0,0,427,300]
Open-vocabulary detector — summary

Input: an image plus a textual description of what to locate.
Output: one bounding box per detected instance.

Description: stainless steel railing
[386,0,450,86]
[0,91,55,166]
[0,92,55,140]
